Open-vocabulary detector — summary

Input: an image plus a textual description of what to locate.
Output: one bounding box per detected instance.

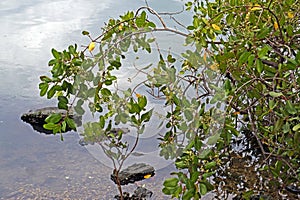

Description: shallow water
[0,0,188,199]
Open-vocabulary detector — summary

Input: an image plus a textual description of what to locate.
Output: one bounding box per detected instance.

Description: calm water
[0,0,189,199]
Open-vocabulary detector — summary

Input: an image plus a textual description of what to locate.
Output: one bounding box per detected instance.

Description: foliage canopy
[39,0,300,199]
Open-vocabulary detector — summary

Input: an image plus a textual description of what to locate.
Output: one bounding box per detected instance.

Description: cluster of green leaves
[182,0,300,197]
[39,44,82,134]
[39,0,300,199]
[39,9,160,198]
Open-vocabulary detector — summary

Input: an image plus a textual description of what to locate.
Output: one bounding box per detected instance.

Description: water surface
[0,0,188,199]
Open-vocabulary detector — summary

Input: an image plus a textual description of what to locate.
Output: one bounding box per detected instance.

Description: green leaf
[48,59,57,66]
[68,45,76,55]
[199,149,212,159]
[58,96,68,105]
[207,133,220,145]
[163,177,179,187]
[101,88,112,96]
[182,189,195,200]
[39,82,49,97]
[204,161,217,170]
[184,110,193,121]
[224,79,232,93]
[51,48,60,59]
[292,123,300,131]
[172,186,182,198]
[256,59,264,74]
[43,123,59,131]
[199,183,207,195]
[269,91,283,97]
[202,171,215,179]
[258,45,271,58]
[147,22,156,28]
[65,117,76,130]
[47,85,62,99]
[58,101,68,110]
[138,96,147,109]
[40,76,52,82]
[109,60,121,69]
[162,187,172,195]
[167,54,176,63]
[283,122,290,133]
[141,109,153,122]
[61,121,67,132]
[286,100,297,115]
[275,160,282,172]
[129,103,141,114]
[99,115,105,129]
[136,11,146,27]
[82,30,90,35]
[238,51,251,66]
[247,54,255,66]
[45,113,62,124]
[75,99,85,115]
[175,160,187,169]
[256,27,270,39]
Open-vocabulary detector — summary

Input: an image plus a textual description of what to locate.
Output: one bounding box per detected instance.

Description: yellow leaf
[212,24,221,31]
[274,22,279,30]
[118,23,123,31]
[135,93,142,98]
[287,12,294,19]
[88,42,95,52]
[233,111,240,115]
[203,52,207,63]
[251,4,262,11]
[209,63,219,71]
[144,174,152,179]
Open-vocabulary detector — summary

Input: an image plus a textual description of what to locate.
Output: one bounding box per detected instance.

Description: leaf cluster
[38,0,300,199]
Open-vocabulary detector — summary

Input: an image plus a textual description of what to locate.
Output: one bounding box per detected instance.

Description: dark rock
[114,187,153,200]
[132,186,153,199]
[111,163,155,185]
[114,192,131,200]
[21,107,82,134]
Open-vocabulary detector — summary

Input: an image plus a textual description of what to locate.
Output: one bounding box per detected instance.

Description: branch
[261,59,278,68]
[136,6,167,28]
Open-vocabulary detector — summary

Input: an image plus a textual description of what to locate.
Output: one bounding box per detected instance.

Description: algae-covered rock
[21,107,82,134]
[111,163,155,185]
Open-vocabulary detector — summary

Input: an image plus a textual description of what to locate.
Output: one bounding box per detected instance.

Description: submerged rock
[111,163,155,185]
[132,186,153,199]
[21,107,82,134]
[114,186,153,200]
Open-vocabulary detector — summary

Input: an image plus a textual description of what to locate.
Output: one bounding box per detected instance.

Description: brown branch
[264,7,284,41]
[136,6,167,28]
[247,106,267,159]
[261,59,278,68]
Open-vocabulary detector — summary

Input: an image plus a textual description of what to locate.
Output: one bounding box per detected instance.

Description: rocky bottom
[1,183,167,200]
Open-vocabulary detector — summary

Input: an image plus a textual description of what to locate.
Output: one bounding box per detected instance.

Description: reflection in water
[0,0,186,199]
